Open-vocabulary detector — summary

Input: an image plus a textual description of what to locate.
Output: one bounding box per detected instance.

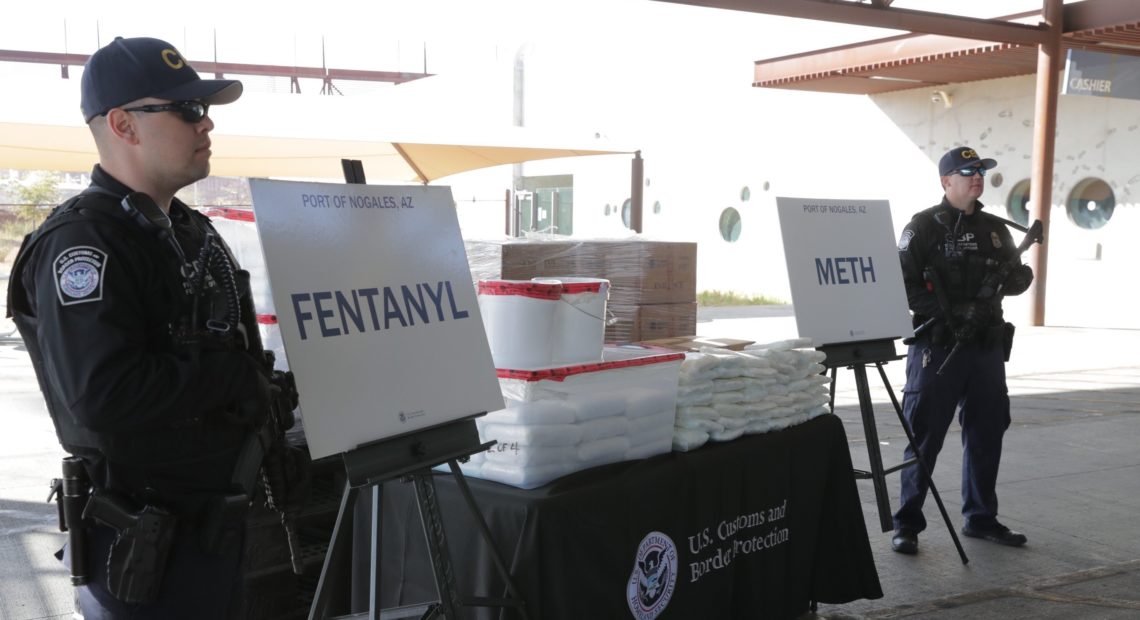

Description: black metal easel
[306,416,529,619]
[820,338,968,565]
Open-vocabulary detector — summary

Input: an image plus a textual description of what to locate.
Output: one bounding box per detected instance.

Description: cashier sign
[249,179,504,460]
[776,197,911,347]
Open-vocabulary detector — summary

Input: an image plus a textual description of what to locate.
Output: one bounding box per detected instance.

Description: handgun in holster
[48,456,92,586]
[82,490,178,604]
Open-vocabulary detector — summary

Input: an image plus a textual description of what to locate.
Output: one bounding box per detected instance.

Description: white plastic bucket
[477,279,563,369]
[535,277,610,365]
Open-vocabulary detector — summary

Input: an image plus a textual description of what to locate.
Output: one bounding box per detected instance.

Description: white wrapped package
[671,339,837,450]
[570,394,627,421]
[629,424,674,450]
[484,444,578,466]
[480,460,575,490]
[481,423,583,447]
[483,401,577,425]
[469,346,683,488]
[627,387,678,419]
[580,416,630,443]
[578,436,631,465]
[673,428,709,452]
[627,435,673,460]
[676,417,724,433]
[676,405,718,419]
[629,410,676,438]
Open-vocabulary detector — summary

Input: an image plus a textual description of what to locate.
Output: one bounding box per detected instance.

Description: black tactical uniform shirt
[9,165,262,514]
[897,198,1022,329]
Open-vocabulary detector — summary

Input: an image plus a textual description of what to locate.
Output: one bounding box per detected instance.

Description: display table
[373,414,882,619]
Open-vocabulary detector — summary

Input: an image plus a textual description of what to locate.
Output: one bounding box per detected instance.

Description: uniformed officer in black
[890,147,1034,555]
[6,37,269,617]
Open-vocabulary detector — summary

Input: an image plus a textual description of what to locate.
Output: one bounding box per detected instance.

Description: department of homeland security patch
[627,531,678,620]
[54,246,107,305]
[898,229,915,251]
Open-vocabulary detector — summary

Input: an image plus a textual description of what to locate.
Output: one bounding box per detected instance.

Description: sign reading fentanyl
[776,197,911,347]
[249,179,503,459]
[1064,49,1140,101]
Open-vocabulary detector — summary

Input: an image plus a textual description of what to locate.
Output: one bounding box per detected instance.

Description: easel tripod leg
[876,363,969,565]
[412,473,460,619]
[853,363,894,533]
[447,460,531,620]
[310,483,360,619]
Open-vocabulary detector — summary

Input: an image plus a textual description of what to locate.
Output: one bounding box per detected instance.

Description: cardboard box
[605,302,698,343]
[604,241,697,305]
[466,239,696,305]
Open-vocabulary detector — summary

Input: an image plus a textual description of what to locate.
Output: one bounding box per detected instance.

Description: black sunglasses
[954,167,987,178]
[119,100,209,123]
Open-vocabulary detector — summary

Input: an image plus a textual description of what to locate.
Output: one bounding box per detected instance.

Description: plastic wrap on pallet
[464,237,697,338]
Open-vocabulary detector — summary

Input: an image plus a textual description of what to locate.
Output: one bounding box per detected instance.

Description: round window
[719,207,741,243]
[740,186,751,202]
[652,200,662,214]
[1066,178,1115,230]
[1005,179,1031,227]
[989,172,1004,189]
[621,199,632,228]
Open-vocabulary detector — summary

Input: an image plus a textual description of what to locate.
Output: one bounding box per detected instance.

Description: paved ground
[1,299,1137,619]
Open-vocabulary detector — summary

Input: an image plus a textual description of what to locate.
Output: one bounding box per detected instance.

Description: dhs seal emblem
[53,246,107,306]
[627,531,678,620]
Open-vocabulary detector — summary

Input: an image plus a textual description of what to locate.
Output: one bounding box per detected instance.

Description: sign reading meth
[249,179,503,459]
[776,197,911,347]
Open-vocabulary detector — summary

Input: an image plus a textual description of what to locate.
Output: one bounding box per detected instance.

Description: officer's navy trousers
[893,339,1011,533]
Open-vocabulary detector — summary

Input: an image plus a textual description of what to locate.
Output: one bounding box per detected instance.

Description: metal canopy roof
[750,1,1140,94]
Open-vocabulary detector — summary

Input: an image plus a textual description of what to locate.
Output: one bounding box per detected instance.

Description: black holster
[1002,322,1016,362]
[82,491,178,605]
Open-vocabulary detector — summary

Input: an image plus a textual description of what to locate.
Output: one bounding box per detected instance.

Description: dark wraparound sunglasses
[954,167,987,177]
[120,100,209,123]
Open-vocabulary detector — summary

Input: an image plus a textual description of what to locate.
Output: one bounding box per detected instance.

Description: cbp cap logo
[626,531,678,620]
[53,246,108,306]
[161,49,185,70]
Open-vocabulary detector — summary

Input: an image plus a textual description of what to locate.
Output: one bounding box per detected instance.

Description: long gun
[926,220,1044,374]
[228,352,310,575]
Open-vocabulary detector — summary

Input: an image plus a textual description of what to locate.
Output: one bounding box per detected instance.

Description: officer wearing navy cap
[890,146,1034,555]
[7,37,272,617]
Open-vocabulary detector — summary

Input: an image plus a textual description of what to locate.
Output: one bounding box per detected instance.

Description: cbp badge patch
[53,246,107,306]
[627,531,678,620]
[991,231,1002,248]
[898,230,915,251]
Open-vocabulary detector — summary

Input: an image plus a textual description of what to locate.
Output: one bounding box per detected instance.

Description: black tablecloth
[375,414,882,619]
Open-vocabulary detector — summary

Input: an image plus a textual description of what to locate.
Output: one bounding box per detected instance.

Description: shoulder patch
[899,229,915,251]
[53,246,108,306]
[991,231,1002,248]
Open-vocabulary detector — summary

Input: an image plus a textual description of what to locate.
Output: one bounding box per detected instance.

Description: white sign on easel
[776,197,912,347]
[249,179,504,460]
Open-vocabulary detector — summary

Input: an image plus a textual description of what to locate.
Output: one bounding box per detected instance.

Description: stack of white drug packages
[672,338,832,452]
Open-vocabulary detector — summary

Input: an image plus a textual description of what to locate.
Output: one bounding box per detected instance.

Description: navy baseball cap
[938,146,997,176]
[80,36,242,122]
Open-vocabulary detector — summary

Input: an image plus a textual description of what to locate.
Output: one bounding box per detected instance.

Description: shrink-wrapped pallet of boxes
[465,238,697,342]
